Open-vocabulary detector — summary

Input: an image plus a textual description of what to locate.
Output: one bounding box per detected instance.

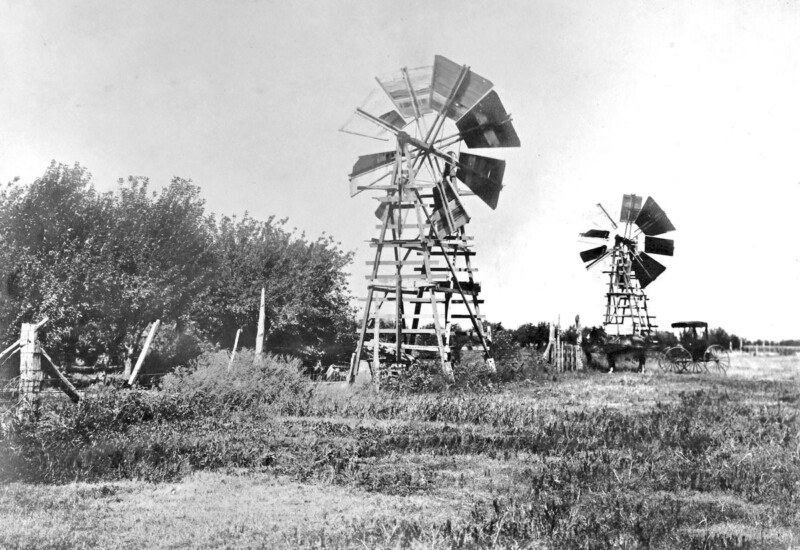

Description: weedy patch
[0,354,798,548]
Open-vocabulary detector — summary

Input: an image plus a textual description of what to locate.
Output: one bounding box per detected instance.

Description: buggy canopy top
[671,321,708,329]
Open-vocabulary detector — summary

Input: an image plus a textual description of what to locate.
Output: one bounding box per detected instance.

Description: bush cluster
[0,162,355,369]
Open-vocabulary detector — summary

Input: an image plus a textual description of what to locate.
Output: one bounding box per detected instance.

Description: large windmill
[579,194,676,338]
[340,55,520,384]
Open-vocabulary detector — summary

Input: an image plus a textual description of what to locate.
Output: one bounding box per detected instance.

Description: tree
[654,330,678,348]
[513,322,550,349]
[707,327,731,349]
[193,214,355,365]
[0,162,356,368]
[0,163,217,364]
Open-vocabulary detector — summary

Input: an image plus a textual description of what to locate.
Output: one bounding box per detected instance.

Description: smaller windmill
[579,194,675,337]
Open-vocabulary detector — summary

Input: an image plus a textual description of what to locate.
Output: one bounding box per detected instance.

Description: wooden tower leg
[351,287,374,383]
[372,303,381,383]
[429,291,453,381]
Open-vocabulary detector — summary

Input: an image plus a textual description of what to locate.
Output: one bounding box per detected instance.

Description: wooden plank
[368,242,425,249]
[423,267,477,272]
[358,184,434,191]
[365,260,431,265]
[376,342,451,353]
[368,238,426,245]
[451,314,485,319]
[367,278,451,285]
[0,340,21,363]
[374,225,430,230]
[360,328,439,334]
[367,285,420,294]
[372,199,416,207]
[359,297,446,304]
[429,250,476,256]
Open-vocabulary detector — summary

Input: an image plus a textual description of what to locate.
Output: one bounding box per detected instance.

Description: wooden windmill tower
[578,194,676,336]
[340,55,520,383]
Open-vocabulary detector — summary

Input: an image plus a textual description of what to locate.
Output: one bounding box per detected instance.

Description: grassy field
[0,352,798,549]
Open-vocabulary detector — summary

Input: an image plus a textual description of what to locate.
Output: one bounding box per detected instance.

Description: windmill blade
[581,203,618,234]
[619,194,643,223]
[349,151,396,178]
[455,91,520,148]
[431,55,494,121]
[339,88,408,141]
[454,153,505,209]
[635,196,676,236]
[631,252,666,288]
[579,229,610,240]
[644,236,674,256]
[348,161,395,197]
[376,65,434,119]
[580,245,607,264]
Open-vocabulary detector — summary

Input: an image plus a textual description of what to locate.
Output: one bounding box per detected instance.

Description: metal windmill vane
[340,55,520,384]
[579,194,676,336]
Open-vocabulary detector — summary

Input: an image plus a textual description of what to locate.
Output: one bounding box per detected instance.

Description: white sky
[1,0,799,340]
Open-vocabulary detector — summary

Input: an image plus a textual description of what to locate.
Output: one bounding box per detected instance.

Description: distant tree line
[499,321,747,352]
[0,162,355,368]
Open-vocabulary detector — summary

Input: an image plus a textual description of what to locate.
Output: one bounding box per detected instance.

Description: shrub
[160,349,313,416]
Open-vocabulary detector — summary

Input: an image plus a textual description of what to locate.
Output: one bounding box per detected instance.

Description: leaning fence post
[255,287,265,362]
[544,323,554,364]
[229,328,242,370]
[128,320,160,386]
[18,322,43,417]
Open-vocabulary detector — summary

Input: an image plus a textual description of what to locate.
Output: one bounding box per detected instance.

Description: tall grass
[0,353,797,548]
[0,350,311,483]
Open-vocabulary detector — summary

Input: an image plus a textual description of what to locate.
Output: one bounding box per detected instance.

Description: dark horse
[582,328,647,373]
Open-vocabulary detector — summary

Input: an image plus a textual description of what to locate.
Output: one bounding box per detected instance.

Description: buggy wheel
[704,345,730,375]
[663,346,692,373]
[689,359,707,374]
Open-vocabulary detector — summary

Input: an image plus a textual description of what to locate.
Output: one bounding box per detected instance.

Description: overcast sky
[1,0,799,340]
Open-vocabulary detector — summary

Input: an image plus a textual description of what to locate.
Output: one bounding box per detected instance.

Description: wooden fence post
[18,323,43,417]
[544,323,554,364]
[229,328,242,371]
[555,327,562,372]
[255,288,265,362]
[128,320,160,386]
[575,315,584,370]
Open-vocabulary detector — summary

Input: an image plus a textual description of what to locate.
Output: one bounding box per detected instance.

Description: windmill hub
[614,234,637,250]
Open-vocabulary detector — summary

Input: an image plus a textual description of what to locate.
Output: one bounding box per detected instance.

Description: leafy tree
[653,330,678,348]
[707,327,731,349]
[0,163,217,364]
[0,162,355,368]
[513,322,550,349]
[192,214,356,365]
[561,325,578,345]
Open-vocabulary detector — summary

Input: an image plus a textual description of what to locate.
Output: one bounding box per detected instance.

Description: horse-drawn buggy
[659,321,729,374]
